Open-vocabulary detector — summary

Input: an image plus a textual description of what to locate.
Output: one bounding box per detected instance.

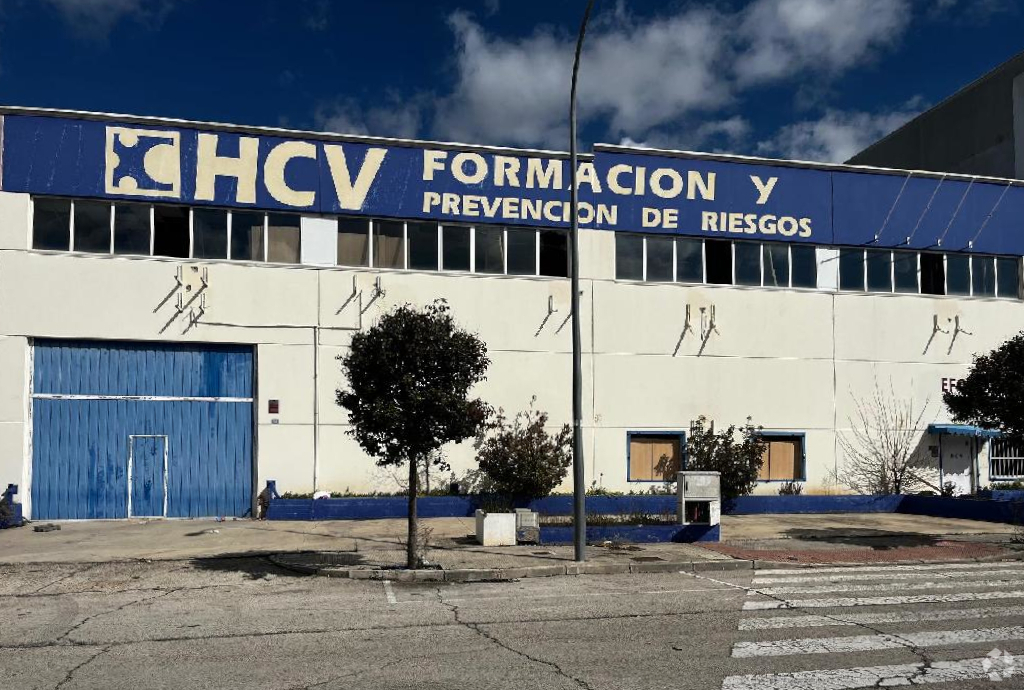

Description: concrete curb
[269,551,1024,581]
[267,554,754,581]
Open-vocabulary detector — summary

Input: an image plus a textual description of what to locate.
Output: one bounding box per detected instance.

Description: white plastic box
[474,509,517,546]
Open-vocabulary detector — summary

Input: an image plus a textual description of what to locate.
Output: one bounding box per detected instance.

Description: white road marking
[721,655,1016,690]
[732,624,1024,658]
[738,604,1024,630]
[382,580,397,605]
[752,567,1024,585]
[755,561,1024,576]
[753,576,1024,596]
[744,589,1024,610]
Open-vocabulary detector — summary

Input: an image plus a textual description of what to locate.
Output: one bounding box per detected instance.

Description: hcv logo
[104,126,181,198]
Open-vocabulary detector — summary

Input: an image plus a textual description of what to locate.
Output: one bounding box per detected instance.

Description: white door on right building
[941,436,975,495]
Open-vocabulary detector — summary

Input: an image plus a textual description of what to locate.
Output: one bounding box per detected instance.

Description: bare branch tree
[831,380,937,495]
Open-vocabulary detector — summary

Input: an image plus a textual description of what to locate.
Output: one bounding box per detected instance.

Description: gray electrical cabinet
[677,471,721,526]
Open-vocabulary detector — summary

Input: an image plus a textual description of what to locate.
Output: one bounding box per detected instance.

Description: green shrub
[474,398,572,500]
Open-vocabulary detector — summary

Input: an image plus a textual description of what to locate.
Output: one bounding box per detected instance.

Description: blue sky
[4,0,1024,162]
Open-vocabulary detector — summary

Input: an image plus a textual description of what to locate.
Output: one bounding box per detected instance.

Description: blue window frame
[755,431,807,482]
[626,430,687,483]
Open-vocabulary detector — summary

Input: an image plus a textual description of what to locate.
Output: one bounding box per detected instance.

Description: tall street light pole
[570,0,596,563]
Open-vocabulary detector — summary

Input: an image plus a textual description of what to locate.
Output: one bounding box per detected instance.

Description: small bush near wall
[473,398,572,501]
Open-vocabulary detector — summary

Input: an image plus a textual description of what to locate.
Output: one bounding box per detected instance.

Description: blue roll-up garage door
[31,340,254,519]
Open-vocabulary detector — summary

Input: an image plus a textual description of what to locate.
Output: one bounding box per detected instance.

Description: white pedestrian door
[941,435,974,495]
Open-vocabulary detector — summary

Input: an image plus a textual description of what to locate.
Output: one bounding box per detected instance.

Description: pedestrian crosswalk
[717,560,1024,689]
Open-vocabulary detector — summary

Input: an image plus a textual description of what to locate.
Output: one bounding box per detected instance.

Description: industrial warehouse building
[2,106,1024,521]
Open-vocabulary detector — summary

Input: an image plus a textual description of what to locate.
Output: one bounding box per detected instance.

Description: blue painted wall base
[539,524,720,544]
[265,493,1024,532]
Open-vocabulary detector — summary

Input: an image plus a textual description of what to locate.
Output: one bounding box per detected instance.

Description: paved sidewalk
[0,516,729,568]
[711,512,1022,564]
[2,512,1020,571]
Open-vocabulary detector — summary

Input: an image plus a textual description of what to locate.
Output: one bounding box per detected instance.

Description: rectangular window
[893,251,918,293]
[839,249,865,291]
[475,225,505,274]
[705,239,732,285]
[791,245,817,288]
[646,236,674,282]
[231,211,265,261]
[677,238,703,283]
[506,227,536,275]
[539,230,569,277]
[72,200,112,254]
[763,244,789,287]
[442,225,471,271]
[921,253,945,295]
[758,436,804,481]
[947,254,971,295]
[113,203,151,255]
[33,198,71,250]
[373,220,404,269]
[153,205,190,258]
[734,242,761,286]
[865,249,892,292]
[337,217,369,266]
[407,222,438,270]
[973,255,996,296]
[615,233,643,280]
[628,433,683,482]
[267,214,301,264]
[192,209,228,259]
[997,257,1020,299]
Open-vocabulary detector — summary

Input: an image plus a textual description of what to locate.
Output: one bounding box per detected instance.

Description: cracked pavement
[4,557,1024,689]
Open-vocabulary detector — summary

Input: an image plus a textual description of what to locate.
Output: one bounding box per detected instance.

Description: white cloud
[734,0,911,84]
[429,0,913,149]
[617,116,752,152]
[756,98,924,162]
[43,0,179,37]
[315,95,425,140]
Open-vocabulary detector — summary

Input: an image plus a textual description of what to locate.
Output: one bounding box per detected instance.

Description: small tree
[337,300,490,568]
[944,332,1024,439]
[686,416,767,500]
[832,381,934,495]
[474,397,572,500]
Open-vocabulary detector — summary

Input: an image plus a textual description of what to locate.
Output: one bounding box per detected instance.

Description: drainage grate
[630,556,665,562]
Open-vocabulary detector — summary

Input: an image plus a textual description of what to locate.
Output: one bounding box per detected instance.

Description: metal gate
[30,340,254,519]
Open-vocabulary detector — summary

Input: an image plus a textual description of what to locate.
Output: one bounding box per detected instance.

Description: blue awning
[927,424,1001,438]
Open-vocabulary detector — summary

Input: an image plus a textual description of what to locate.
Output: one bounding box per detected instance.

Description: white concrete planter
[474,510,517,546]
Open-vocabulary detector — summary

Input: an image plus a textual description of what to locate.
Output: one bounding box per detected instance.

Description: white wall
[3,190,1022,508]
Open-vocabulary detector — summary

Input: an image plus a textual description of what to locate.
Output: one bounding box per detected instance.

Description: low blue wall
[267,496,479,521]
[266,494,680,520]
[897,495,1024,524]
[540,523,719,545]
[266,493,1024,525]
[991,490,1024,502]
[726,495,903,514]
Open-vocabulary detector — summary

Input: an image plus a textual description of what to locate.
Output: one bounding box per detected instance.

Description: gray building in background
[849,51,1024,178]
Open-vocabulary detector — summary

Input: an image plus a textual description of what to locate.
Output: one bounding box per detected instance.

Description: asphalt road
[4,557,1024,689]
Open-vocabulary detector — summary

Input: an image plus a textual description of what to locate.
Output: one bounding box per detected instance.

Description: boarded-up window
[628,434,682,481]
[758,437,803,481]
